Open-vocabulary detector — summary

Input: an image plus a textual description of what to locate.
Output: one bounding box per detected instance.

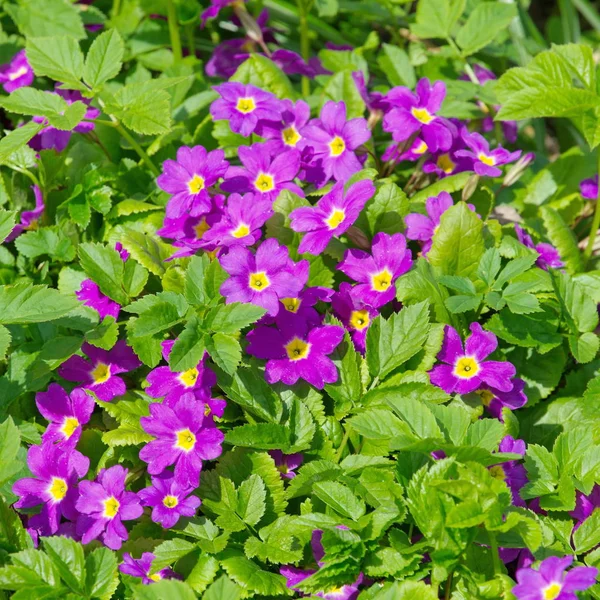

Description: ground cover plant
[3,0,600,598]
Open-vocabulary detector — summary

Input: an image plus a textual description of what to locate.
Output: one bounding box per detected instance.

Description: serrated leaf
[78,242,128,305]
[313,481,366,520]
[42,536,85,594]
[237,474,267,527]
[456,3,517,56]
[26,35,84,87]
[83,29,124,89]
[204,303,266,334]
[206,332,241,375]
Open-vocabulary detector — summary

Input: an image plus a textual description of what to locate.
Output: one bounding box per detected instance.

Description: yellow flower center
[236,97,256,114]
[48,477,68,502]
[325,209,345,230]
[61,416,80,439]
[231,223,250,238]
[478,152,496,166]
[349,309,370,330]
[437,153,456,174]
[542,583,562,600]
[179,367,199,388]
[194,217,210,240]
[204,403,212,416]
[187,174,205,194]
[281,297,301,313]
[285,337,311,361]
[148,573,162,582]
[26,219,39,232]
[411,106,435,124]
[91,362,111,384]
[175,429,196,452]
[488,465,505,481]
[329,136,346,156]
[103,496,120,518]
[478,389,494,407]
[162,495,179,508]
[248,271,270,291]
[371,269,392,292]
[254,173,275,193]
[453,356,480,379]
[9,66,28,81]
[414,140,428,154]
[282,126,300,147]
[276,463,289,474]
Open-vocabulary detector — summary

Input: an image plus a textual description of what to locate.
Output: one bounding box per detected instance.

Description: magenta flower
[290,179,375,255]
[0,50,33,93]
[76,465,143,550]
[271,285,332,330]
[138,471,201,529]
[269,450,304,479]
[36,383,95,446]
[382,136,429,163]
[515,225,564,271]
[201,192,272,249]
[488,436,527,507]
[383,78,452,152]
[271,49,314,78]
[157,145,229,219]
[429,323,516,395]
[478,378,527,419]
[570,485,600,530]
[280,566,363,600]
[301,101,370,185]
[146,340,219,411]
[206,39,250,79]
[211,82,282,137]
[220,237,308,316]
[201,0,242,26]
[119,552,178,585]
[139,394,224,486]
[581,175,598,200]
[331,282,378,354]
[221,143,303,202]
[513,556,597,600]
[352,71,388,113]
[257,99,311,154]
[247,320,344,388]
[338,232,412,308]
[58,340,141,402]
[6,185,44,242]
[13,443,88,535]
[455,129,521,177]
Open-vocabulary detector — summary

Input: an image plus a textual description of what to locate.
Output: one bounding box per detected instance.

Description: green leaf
[130,302,182,337]
[445,294,482,313]
[231,55,295,100]
[26,36,84,87]
[0,121,44,164]
[324,333,362,418]
[568,332,600,363]
[120,230,172,276]
[0,325,11,361]
[225,423,290,450]
[42,536,85,594]
[133,579,197,600]
[313,481,366,520]
[0,282,79,324]
[574,508,600,552]
[411,0,466,39]
[366,301,430,379]
[428,202,484,278]
[83,29,124,90]
[1,87,66,118]
[377,44,416,88]
[387,396,443,443]
[15,227,76,262]
[7,0,86,40]
[168,316,206,372]
[237,474,267,526]
[84,547,117,599]
[186,554,219,594]
[151,539,196,571]
[203,576,242,600]
[541,206,582,274]
[0,417,22,484]
[364,181,409,237]
[348,408,412,441]
[321,70,365,118]
[206,333,241,375]
[204,303,266,334]
[456,3,517,56]
[78,242,128,305]
[287,460,342,499]
[185,255,210,305]
[0,210,16,244]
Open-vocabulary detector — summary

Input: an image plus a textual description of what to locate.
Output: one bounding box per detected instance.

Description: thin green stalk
[334,428,350,463]
[488,531,502,575]
[583,152,600,265]
[573,0,600,32]
[112,0,121,19]
[115,123,160,177]
[167,0,183,63]
[558,0,581,43]
[297,3,311,97]
[186,23,196,57]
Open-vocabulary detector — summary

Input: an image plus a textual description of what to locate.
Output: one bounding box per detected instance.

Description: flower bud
[503,152,535,187]
[462,173,480,201]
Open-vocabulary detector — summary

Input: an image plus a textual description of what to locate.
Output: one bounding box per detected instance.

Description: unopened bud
[503,152,535,187]
[462,173,480,201]
[234,4,263,43]
[346,226,371,251]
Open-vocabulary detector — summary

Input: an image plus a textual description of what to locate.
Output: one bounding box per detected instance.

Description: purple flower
[201,0,242,26]
[58,340,141,402]
[13,443,88,535]
[331,282,378,354]
[6,185,44,242]
[221,143,303,202]
[429,323,516,395]
[247,320,344,388]
[201,192,272,249]
[455,129,521,177]
[0,50,33,93]
[220,237,308,316]
[515,225,564,271]
[257,99,310,154]
[488,435,527,507]
[36,383,95,446]
[76,280,121,320]
[157,145,229,219]
[271,49,314,78]
[382,136,429,163]
[280,566,363,599]
[119,552,177,585]
[352,71,388,113]
[337,232,412,308]
[271,285,332,330]
[290,180,375,255]
[211,82,282,137]
[269,450,304,479]
[570,485,600,530]
[139,394,224,486]
[383,78,452,152]
[513,556,597,600]
[477,378,527,419]
[76,465,143,550]
[146,340,220,413]
[206,39,250,79]
[301,101,370,185]
[581,175,598,200]
[138,471,201,528]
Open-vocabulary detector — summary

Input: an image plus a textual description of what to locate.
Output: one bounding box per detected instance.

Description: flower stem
[488,530,502,575]
[167,0,183,63]
[186,23,196,57]
[583,152,600,265]
[297,1,311,97]
[115,123,160,177]
[334,427,350,463]
[112,0,121,19]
